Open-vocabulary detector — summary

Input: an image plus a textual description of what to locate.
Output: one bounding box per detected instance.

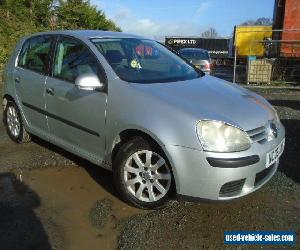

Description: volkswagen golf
[2,30,285,209]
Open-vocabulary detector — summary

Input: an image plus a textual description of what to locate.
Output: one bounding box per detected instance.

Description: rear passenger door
[14,35,54,135]
[45,36,107,162]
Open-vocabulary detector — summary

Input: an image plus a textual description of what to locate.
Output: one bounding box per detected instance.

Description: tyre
[4,101,31,143]
[113,137,173,209]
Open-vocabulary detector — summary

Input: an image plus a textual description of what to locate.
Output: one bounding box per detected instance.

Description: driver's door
[45,36,107,162]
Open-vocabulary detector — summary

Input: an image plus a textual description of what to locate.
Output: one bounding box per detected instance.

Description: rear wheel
[4,101,31,143]
[113,137,172,209]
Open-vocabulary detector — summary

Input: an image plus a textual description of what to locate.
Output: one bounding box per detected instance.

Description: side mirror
[75,73,104,91]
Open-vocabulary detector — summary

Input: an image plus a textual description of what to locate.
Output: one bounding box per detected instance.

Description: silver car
[178,48,212,74]
[2,31,285,209]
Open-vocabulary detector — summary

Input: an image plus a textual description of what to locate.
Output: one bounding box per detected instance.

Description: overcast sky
[91,0,274,39]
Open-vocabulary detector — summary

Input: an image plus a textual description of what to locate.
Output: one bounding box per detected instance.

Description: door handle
[15,77,20,83]
[46,87,55,96]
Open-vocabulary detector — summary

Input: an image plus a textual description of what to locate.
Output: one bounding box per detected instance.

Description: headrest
[105,50,123,64]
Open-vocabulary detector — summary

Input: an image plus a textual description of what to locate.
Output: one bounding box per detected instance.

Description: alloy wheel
[124,150,171,202]
[6,106,21,137]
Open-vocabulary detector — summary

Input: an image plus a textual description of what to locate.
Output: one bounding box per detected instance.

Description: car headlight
[196,120,251,152]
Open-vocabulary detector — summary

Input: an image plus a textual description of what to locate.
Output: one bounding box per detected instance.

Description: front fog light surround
[196,120,251,152]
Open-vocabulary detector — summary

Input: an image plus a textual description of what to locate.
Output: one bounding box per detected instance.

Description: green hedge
[0,0,120,74]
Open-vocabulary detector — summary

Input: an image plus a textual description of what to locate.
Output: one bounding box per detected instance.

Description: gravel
[89,199,113,230]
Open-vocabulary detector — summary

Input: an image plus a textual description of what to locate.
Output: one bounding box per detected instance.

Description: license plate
[266,139,285,168]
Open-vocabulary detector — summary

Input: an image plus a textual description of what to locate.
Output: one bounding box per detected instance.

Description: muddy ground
[0,86,299,250]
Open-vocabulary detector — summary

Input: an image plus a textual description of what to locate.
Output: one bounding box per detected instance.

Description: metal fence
[233,29,300,86]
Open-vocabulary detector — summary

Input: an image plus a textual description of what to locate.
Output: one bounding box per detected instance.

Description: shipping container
[165,37,231,59]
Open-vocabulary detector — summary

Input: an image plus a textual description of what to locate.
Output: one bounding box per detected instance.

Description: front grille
[219,179,246,197]
[246,125,267,144]
[255,164,274,186]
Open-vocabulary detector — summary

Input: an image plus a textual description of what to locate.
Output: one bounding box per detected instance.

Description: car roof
[25,30,147,40]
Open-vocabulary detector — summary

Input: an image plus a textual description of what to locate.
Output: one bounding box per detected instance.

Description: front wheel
[113,137,173,209]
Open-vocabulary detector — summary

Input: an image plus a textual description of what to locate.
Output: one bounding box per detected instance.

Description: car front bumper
[164,123,285,201]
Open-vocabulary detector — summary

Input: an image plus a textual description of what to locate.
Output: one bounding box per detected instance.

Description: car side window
[53,37,105,83]
[18,36,52,74]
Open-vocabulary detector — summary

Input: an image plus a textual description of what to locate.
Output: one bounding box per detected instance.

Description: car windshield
[91,38,201,83]
[179,50,210,61]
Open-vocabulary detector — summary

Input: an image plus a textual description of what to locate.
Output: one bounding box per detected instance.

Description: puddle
[0,112,144,249]
[10,166,144,250]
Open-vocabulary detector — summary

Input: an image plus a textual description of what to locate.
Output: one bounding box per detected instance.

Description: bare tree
[201,28,219,38]
[241,17,273,26]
